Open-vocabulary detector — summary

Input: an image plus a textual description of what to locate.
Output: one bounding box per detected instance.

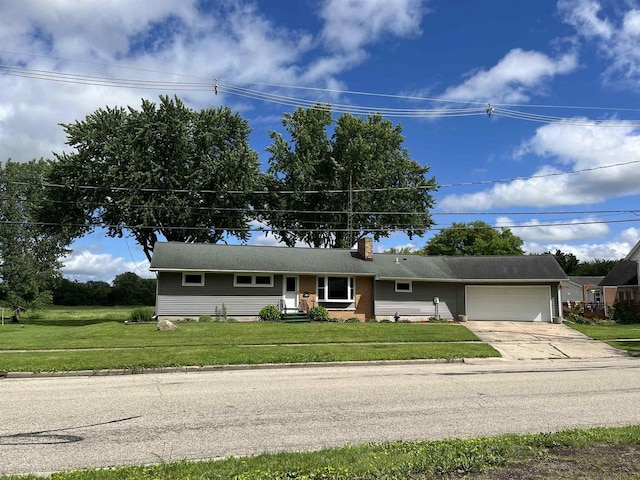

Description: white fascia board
[151,267,375,277]
[626,239,640,261]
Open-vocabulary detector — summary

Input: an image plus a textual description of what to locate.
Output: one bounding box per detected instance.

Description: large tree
[545,250,619,275]
[49,96,260,261]
[546,249,580,275]
[261,105,437,248]
[418,221,524,256]
[0,160,77,311]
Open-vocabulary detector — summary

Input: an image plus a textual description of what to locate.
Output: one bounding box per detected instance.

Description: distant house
[561,276,605,315]
[149,238,567,322]
[600,238,640,313]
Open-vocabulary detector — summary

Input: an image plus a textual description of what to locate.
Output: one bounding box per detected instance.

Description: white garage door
[466,285,552,322]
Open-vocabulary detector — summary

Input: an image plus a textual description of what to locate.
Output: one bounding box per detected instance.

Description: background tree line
[52,272,156,306]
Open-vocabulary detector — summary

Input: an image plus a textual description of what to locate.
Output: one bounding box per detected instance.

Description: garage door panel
[466,285,551,322]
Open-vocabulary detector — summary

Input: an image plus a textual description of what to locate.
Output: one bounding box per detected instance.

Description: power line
[219,83,486,118]
[5,49,640,113]
[0,194,637,218]
[4,60,640,124]
[439,159,640,187]
[0,64,214,91]
[3,217,640,232]
[493,107,640,127]
[0,50,212,81]
[3,158,637,195]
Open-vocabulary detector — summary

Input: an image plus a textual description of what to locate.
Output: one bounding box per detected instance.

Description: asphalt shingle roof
[150,242,567,282]
[599,260,639,286]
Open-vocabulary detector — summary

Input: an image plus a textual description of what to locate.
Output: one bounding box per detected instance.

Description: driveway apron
[464,321,628,360]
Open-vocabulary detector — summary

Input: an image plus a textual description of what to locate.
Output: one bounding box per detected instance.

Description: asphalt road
[1,358,639,476]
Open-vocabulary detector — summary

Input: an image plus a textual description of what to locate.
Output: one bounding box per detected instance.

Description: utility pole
[347,173,354,248]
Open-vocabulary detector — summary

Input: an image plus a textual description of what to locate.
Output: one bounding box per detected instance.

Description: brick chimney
[357,237,373,261]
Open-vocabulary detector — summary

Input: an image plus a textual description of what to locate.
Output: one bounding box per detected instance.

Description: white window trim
[317,276,355,302]
[233,273,274,288]
[395,280,413,293]
[182,272,205,287]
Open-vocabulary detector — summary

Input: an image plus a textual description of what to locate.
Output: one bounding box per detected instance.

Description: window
[395,281,412,293]
[317,276,355,302]
[235,275,252,285]
[234,274,274,287]
[255,275,272,286]
[182,272,204,286]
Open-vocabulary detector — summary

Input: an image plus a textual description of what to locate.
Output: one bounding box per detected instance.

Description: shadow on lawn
[18,317,125,327]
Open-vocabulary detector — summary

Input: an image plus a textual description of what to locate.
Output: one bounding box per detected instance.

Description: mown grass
[569,322,640,352]
[2,425,638,479]
[0,343,498,372]
[0,306,497,371]
[0,319,479,350]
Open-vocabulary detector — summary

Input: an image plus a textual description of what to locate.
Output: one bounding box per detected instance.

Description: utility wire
[2,158,638,194]
[2,217,640,232]
[5,50,640,113]
[0,194,637,218]
[3,62,640,124]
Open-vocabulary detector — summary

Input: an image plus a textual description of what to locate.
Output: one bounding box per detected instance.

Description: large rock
[157,319,177,331]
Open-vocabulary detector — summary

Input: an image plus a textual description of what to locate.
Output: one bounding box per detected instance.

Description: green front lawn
[569,322,640,340]
[568,322,640,352]
[0,317,479,351]
[0,307,498,371]
[0,343,499,372]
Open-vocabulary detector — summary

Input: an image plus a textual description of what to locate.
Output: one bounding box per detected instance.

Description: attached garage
[465,285,552,322]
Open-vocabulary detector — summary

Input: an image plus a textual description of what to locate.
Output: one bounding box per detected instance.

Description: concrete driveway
[464,321,628,360]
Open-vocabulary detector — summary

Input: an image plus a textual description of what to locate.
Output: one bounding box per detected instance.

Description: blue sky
[1,0,640,282]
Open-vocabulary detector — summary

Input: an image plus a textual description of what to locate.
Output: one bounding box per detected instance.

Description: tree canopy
[547,249,619,275]
[48,95,260,261]
[0,159,78,309]
[418,221,524,256]
[53,273,156,306]
[260,105,437,248]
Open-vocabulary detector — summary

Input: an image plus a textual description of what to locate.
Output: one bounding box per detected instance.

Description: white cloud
[558,0,613,39]
[375,241,418,253]
[319,0,425,53]
[560,0,640,87]
[0,0,432,161]
[439,48,578,104]
[496,215,609,243]
[523,228,639,261]
[623,9,640,36]
[62,249,152,283]
[440,120,640,211]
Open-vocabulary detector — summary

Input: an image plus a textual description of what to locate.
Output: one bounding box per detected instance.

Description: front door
[284,276,298,311]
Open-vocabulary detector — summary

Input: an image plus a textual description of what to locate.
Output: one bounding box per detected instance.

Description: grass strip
[0,343,499,372]
[0,322,480,351]
[2,425,638,479]
[607,340,640,352]
[568,323,640,341]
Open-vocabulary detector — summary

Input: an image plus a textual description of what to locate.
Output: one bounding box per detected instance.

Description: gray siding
[375,281,462,319]
[156,272,283,317]
[158,272,283,296]
[157,295,281,317]
[375,281,561,320]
